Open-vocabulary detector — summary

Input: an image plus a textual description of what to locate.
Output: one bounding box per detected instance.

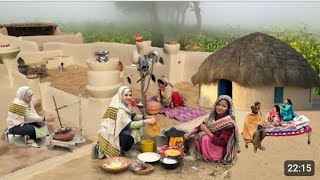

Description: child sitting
[266,105,282,127]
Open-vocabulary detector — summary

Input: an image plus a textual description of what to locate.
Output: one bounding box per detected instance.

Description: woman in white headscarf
[7,86,55,148]
[97,86,156,158]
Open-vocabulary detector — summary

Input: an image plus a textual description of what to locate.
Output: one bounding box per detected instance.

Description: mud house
[192,32,320,110]
[0,22,83,50]
[0,25,210,135]
[1,27,319,134]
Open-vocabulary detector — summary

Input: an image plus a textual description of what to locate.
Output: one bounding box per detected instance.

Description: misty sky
[0,1,319,30]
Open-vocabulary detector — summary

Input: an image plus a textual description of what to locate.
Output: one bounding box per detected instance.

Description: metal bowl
[136,101,143,108]
[160,158,180,169]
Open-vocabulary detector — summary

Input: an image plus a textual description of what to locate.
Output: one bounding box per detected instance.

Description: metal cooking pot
[160,157,180,169]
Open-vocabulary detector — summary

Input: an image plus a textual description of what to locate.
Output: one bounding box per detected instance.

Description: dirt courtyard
[1,65,319,180]
[1,65,213,178]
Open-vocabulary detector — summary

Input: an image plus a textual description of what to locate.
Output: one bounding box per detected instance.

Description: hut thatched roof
[192,32,320,88]
[0,22,58,28]
[0,22,58,36]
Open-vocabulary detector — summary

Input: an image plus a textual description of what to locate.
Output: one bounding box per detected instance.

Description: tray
[137,152,161,163]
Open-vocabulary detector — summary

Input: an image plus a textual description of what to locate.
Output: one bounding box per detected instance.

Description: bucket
[141,139,154,152]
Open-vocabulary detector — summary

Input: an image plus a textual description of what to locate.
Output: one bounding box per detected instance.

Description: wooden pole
[52,96,63,128]
[78,87,83,141]
[137,50,146,116]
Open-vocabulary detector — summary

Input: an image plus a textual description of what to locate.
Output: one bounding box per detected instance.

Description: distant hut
[192,32,320,110]
[0,22,58,36]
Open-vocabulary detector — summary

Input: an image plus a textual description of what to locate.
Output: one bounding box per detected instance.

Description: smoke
[0,1,319,32]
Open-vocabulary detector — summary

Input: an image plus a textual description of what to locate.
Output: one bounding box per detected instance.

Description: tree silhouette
[114,1,201,27]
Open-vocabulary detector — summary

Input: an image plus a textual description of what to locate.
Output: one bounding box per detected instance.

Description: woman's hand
[183,133,191,139]
[144,116,156,125]
[45,114,55,122]
[200,123,213,137]
[199,123,208,131]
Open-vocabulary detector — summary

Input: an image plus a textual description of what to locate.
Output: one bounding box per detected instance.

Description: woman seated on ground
[242,106,267,153]
[156,77,185,108]
[97,86,156,159]
[266,105,282,127]
[7,86,55,148]
[184,95,240,163]
[279,99,298,121]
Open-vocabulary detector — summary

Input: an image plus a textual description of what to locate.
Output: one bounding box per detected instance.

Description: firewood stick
[52,96,63,128]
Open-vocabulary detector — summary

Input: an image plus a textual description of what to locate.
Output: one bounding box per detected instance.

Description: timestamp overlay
[284,160,315,176]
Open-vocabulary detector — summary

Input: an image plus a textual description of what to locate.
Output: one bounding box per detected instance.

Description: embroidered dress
[158,77,184,108]
[7,86,49,139]
[98,86,145,158]
[194,95,240,163]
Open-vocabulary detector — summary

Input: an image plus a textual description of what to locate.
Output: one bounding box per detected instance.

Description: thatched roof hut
[0,22,58,36]
[192,32,320,88]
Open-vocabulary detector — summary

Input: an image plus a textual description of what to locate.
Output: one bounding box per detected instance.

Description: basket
[100,157,130,173]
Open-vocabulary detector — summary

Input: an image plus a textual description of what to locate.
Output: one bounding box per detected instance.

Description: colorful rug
[160,106,206,122]
[266,121,312,136]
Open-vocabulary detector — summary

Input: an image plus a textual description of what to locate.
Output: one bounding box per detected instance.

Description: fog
[0,1,320,31]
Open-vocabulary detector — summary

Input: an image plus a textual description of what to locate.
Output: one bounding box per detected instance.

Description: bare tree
[114,1,201,26]
[114,1,159,24]
[191,2,202,29]
[128,50,163,115]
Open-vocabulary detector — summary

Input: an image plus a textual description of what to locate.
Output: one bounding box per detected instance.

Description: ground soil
[2,66,319,180]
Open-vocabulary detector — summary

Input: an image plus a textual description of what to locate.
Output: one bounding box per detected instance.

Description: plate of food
[157,145,185,158]
[137,152,161,163]
[164,149,181,157]
[147,123,160,137]
[131,160,154,175]
[100,157,130,173]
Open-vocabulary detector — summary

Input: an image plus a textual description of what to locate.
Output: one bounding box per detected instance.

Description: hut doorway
[218,79,232,98]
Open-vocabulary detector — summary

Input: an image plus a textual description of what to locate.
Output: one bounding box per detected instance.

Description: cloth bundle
[293,115,310,130]
[160,106,206,122]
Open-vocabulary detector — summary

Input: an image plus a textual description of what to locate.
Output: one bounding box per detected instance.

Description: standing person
[97,86,156,159]
[184,95,240,163]
[280,99,298,121]
[242,106,267,152]
[7,86,55,148]
[157,77,185,108]
[254,101,263,117]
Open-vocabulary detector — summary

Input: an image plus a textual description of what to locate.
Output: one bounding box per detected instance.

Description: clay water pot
[146,101,161,115]
[26,74,38,79]
[53,128,75,141]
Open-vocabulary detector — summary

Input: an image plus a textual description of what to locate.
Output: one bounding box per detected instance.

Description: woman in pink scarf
[184,95,240,163]
[266,105,282,127]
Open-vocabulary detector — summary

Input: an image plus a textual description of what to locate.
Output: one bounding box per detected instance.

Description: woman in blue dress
[279,99,298,121]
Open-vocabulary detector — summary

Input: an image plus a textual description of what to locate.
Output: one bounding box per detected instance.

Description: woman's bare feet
[27,139,35,144]
[27,139,39,148]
